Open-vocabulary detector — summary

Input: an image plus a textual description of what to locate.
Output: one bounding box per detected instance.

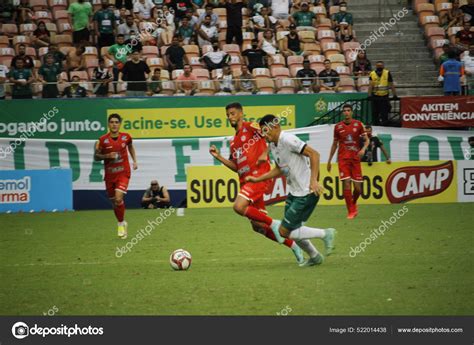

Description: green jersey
[178,26,194,39]
[68,2,92,31]
[39,63,62,82]
[9,68,33,97]
[93,9,115,34]
[332,11,353,25]
[292,11,315,27]
[108,43,130,64]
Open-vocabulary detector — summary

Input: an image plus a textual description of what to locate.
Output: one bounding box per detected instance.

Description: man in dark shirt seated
[319,59,340,92]
[141,180,171,209]
[296,59,318,93]
[64,75,87,98]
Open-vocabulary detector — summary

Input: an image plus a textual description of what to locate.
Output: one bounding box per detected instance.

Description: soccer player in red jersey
[209,102,304,264]
[95,114,138,238]
[327,104,369,219]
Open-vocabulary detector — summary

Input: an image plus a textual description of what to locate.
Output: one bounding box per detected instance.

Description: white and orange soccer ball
[169,249,192,271]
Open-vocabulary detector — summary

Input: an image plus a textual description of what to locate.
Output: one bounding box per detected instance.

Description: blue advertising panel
[0,169,73,213]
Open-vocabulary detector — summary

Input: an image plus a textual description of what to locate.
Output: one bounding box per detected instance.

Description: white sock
[118,221,125,226]
[295,239,319,258]
[289,226,326,240]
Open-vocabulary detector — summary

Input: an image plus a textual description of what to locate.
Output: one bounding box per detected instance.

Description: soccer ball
[169,249,192,271]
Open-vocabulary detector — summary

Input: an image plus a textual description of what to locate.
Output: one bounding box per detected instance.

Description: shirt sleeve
[285,133,306,154]
[387,71,393,82]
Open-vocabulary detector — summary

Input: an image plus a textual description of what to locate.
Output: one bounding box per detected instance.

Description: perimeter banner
[187,161,461,208]
[401,96,474,128]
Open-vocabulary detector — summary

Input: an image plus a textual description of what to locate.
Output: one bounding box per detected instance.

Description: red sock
[260,224,295,248]
[343,189,353,213]
[114,201,125,222]
[353,189,361,205]
[244,206,273,226]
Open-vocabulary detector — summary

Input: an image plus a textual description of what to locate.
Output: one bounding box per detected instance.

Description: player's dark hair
[108,113,122,123]
[225,102,243,111]
[259,114,277,128]
[342,103,353,111]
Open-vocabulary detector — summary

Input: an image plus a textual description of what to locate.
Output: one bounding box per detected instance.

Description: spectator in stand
[0,1,16,25]
[118,15,138,40]
[222,0,245,46]
[120,50,151,96]
[191,0,206,10]
[147,68,162,95]
[46,44,66,68]
[352,50,372,77]
[171,0,193,21]
[176,64,198,95]
[64,75,87,98]
[439,43,452,65]
[460,0,474,26]
[11,44,34,70]
[151,18,173,46]
[0,64,9,100]
[200,40,230,70]
[441,0,464,29]
[236,64,257,93]
[116,0,134,11]
[66,45,86,73]
[125,31,143,52]
[216,64,235,93]
[281,23,304,57]
[32,21,51,48]
[361,125,391,166]
[183,8,199,27]
[368,61,398,126]
[251,6,279,34]
[177,17,195,44]
[8,58,34,99]
[68,0,93,45]
[271,0,290,19]
[15,0,33,25]
[141,180,171,209]
[92,58,113,97]
[319,59,340,92]
[133,0,155,21]
[455,21,474,53]
[290,1,316,30]
[38,54,62,99]
[439,50,464,96]
[197,15,219,47]
[332,1,353,42]
[107,34,129,91]
[94,0,117,50]
[198,4,219,26]
[259,29,279,55]
[462,47,474,76]
[242,38,268,71]
[296,59,318,93]
[165,36,187,71]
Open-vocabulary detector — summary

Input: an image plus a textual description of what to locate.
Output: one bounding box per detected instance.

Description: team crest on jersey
[347,134,353,142]
[121,135,127,141]
[241,135,246,141]
[104,139,109,144]
[354,122,359,126]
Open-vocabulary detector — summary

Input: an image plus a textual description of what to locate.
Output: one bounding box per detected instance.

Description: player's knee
[114,198,123,207]
[233,203,246,215]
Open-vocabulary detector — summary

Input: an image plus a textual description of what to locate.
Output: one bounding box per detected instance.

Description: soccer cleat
[299,253,324,267]
[117,224,125,238]
[323,228,336,256]
[121,221,128,239]
[292,245,305,265]
[270,220,285,244]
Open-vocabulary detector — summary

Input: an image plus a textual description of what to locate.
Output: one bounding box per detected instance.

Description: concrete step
[365,41,428,49]
[355,29,423,37]
[353,21,420,31]
[366,50,432,59]
[397,86,444,96]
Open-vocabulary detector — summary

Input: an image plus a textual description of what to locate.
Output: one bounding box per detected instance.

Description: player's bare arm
[245,165,282,183]
[302,145,324,196]
[128,142,138,170]
[327,138,338,172]
[94,141,117,161]
[257,147,269,165]
[358,133,369,158]
[380,145,391,164]
[209,145,237,172]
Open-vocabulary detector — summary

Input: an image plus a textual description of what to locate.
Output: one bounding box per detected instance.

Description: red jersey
[229,121,271,184]
[98,132,132,180]
[334,119,366,160]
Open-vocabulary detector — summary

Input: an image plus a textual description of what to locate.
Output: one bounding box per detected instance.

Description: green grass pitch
[1,203,473,315]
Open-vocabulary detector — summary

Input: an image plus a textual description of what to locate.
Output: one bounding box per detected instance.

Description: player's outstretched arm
[327,138,338,172]
[302,145,324,196]
[94,141,116,161]
[209,145,237,172]
[245,166,282,183]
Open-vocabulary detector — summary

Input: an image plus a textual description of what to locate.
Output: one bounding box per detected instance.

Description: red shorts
[239,181,270,212]
[105,174,130,198]
[338,159,363,182]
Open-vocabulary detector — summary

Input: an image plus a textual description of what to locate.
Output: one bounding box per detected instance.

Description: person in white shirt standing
[0,64,8,100]
[245,114,336,267]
